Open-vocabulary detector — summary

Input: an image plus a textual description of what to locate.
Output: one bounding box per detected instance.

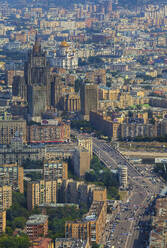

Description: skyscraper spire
[33,31,41,55]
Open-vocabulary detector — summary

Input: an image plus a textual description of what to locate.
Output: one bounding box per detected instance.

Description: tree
[13,217,26,229]
[0,234,30,248]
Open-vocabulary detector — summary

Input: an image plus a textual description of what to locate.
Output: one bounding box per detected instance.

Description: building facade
[28,123,70,143]
[27,180,57,210]
[0,163,24,193]
[0,185,12,210]
[80,83,98,120]
[25,36,51,119]
[73,148,90,177]
[0,119,27,144]
[26,215,48,240]
[43,160,68,181]
[0,210,6,234]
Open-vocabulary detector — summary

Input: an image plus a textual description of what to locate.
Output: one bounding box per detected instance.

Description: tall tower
[25,35,51,120]
[80,83,98,120]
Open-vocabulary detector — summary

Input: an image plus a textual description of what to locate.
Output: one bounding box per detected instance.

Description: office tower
[25,35,51,120]
[80,83,98,120]
[27,180,57,210]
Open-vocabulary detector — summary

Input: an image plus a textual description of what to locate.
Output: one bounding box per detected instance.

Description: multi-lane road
[71,130,165,247]
[92,137,164,248]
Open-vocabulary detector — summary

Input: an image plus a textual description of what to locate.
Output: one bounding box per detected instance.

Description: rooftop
[26,215,48,226]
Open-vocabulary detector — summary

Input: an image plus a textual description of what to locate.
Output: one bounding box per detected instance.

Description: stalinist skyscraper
[24,35,51,121]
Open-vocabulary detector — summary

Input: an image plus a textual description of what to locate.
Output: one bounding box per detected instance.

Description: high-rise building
[0,210,6,234]
[25,35,51,120]
[80,83,98,120]
[0,164,24,193]
[72,148,90,178]
[65,201,107,245]
[119,166,128,189]
[27,180,57,210]
[43,160,68,181]
[78,137,93,159]
[0,185,12,210]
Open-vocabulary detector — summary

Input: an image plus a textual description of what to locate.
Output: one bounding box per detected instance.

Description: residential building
[27,180,57,210]
[43,160,68,181]
[55,238,90,248]
[65,201,107,245]
[0,185,12,210]
[0,210,6,234]
[118,166,128,189]
[0,119,27,144]
[149,197,167,248]
[73,148,90,177]
[26,215,48,240]
[77,137,93,159]
[0,138,45,165]
[28,122,70,143]
[0,163,24,193]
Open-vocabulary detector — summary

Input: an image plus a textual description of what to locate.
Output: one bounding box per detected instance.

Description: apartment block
[27,180,57,210]
[65,201,107,245]
[60,179,107,207]
[26,215,48,240]
[73,148,90,177]
[0,119,27,144]
[77,137,93,159]
[0,163,24,193]
[0,210,6,234]
[149,197,167,248]
[43,160,68,180]
[28,122,70,143]
[55,238,90,248]
[121,123,157,139]
[0,185,12,210]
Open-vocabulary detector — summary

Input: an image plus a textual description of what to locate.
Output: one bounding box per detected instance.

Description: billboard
[41,119,58,125]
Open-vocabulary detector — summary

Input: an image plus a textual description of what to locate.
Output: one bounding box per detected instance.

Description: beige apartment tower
[27,180,57,210]
[0,185,12,210]
[0,164,24,193]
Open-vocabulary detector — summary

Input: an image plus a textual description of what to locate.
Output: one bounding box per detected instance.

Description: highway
[71,130,164,247]
[92,137,164,248]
